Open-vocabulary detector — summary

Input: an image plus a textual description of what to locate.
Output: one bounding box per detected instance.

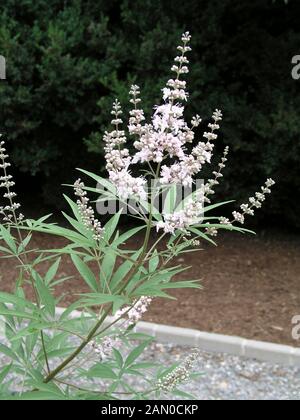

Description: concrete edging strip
[55,307,300,367]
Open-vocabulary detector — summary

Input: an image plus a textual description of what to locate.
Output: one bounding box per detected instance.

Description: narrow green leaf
[86,364,118,379]
[113,349,123,369]
[0,364,12,384]
[0,344,18,361]
[103,211,122,242]
[71,254,98,292]
[112,226,145,247]
[45,258,61,286]
[101,250,116,289]
[110,249,142,292]
[124,341,151,368]
[0,308,38,320]
[0,292,36,310]
[32,271,55,317]
[149,250,159,273]
[76,169,116,193]
[79,293,126,307]
[0,225,16,253]
[203,200,235,213]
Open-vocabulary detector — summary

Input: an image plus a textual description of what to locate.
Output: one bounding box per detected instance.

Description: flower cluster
[131,34,222,190]
[89,296,152,360]
[115,295,152,327]
[128,85,145,137]
[104,100,147,201]
[201,178,276,238]
[232,178,276,225]
[163,31,191,103]
[103,32,225,218]
[0,138,24,224]
[73,179,104,241]
[156,190,204,234]
[156,349,199,392]
[102,32,275,237]
[133,103,194,165]
[109,169,147,201]
[203,146,229,203]
[89,336,114,360]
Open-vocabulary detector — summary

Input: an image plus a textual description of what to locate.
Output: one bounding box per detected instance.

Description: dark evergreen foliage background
[0,0,299,227]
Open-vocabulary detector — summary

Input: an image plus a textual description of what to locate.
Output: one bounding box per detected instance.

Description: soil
[0,229,299,347]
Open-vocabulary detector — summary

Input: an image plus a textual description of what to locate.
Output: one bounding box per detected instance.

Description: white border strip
[55,307,300,367]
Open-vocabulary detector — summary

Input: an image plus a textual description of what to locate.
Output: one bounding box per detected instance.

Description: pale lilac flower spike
[0,137,24,224]
[103,32,275,236]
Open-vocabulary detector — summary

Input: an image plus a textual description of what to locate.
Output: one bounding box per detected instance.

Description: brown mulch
[0,230,299,347]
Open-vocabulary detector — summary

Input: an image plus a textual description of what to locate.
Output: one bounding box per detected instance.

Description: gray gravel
[1,335,300,400]
[145,342,300,400]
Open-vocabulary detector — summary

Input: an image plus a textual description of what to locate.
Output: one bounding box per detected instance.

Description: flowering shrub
[0,33,274,400]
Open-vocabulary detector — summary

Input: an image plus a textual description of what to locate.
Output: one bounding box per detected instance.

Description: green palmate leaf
[0,343,18,361]
[77,169,117,194]
[22,222,94,248]
[101,250,117,289]
[86,363,118,379]
[79,293,127,308]
[17,233,32,254]
[32,271,56,317]
[26,214,52,228]
[159,280,202,289]
[102,211,122,242]
[71,254,98,292]
[0,307,38,321]
[49,275,73,288]
[25,330,39,357]
[110,249,142,292]
[40,245,88,259]
[0,245,14,255]
[0,364,12,384]
[188,227,217,246]
[26,379,66,396]
[63,194,82,221]
[0,225,16,253]
[203,200,235,213]
[42,332,68,351]
[45,257,61,286]
[113,348,123,369]
[149,249,159,273]
[62,211,93,240]
[124,340,152,368]
[112,226,145,247]
[195,223,255,234]
[0,291,36,310]
[10,320,56,341]
[37,347,76,361]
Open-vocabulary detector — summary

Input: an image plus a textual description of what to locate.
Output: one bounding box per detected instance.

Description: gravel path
[1,335,300,400]
[145,343,300,400]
